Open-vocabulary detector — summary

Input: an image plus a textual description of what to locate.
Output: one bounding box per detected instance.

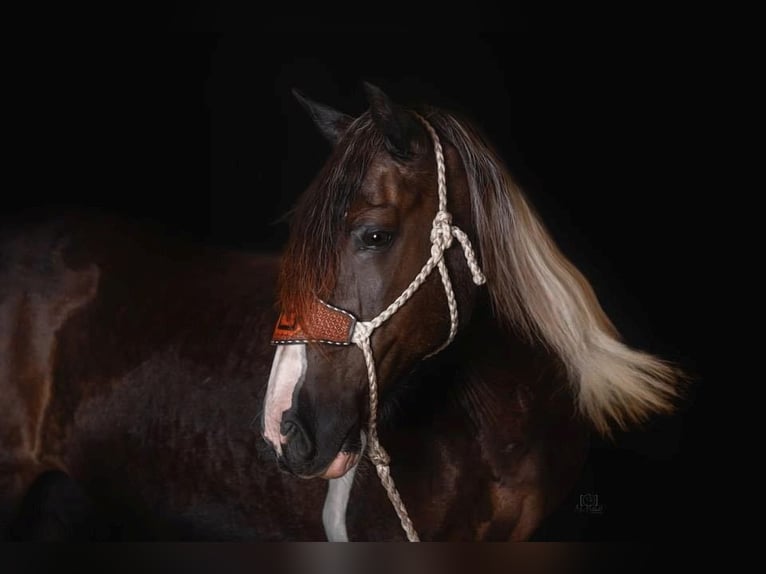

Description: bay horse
[262,83,683,540]
[0,83,682,541]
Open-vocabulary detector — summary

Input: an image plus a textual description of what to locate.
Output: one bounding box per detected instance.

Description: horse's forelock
[278,114,383,328]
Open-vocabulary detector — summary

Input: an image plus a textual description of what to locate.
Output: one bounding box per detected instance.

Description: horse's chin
[319,451,360,479]
[317,426,363,479]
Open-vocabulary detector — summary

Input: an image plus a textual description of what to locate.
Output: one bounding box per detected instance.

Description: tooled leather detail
[271,300,357,346]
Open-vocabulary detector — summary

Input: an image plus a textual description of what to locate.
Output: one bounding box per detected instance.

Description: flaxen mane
[427,109,682,434]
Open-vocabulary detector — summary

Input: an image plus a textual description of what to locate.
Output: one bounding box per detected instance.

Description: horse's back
[0,211,296,539]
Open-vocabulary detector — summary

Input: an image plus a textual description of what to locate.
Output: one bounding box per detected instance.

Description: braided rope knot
[430,210,454,256]
[368,442,391,467]
[351,320,374,346]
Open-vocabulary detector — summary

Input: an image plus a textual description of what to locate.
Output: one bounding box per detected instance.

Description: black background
[6,3,724,542]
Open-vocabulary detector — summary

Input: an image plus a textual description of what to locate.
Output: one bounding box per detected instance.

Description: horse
[261,83,684,540]
[0,83,682,541]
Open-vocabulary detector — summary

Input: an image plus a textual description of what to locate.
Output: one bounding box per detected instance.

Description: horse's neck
[446,301,574,437]
[380,298,571,435]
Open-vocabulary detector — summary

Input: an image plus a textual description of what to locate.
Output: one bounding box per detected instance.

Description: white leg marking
[322,433,366,542]
[263,344,307,455]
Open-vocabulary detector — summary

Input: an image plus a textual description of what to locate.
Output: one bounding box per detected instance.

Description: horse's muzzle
[275,419,362,480]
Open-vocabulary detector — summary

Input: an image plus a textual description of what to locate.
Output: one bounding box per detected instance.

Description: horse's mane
[279,104,683,436]
[426,109,683,435]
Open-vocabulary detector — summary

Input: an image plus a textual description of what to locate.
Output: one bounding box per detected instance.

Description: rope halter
[272,113,486,541]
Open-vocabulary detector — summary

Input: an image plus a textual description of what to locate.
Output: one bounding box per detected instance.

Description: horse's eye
[361,229,394,250]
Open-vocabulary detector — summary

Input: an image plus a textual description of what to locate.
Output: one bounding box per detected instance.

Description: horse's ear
[363,82,423,159]
[292,89,353,146]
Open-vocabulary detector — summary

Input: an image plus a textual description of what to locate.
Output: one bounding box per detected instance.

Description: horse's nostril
[281,418,316,467]
[281,420,297,438]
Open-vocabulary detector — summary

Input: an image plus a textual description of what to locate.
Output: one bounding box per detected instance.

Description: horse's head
[261,84,484,478]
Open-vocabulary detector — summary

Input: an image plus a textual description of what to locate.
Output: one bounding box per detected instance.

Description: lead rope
[350,114,486,541]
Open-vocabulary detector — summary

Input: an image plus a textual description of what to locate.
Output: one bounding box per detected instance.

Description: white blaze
[263,344,307,455]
